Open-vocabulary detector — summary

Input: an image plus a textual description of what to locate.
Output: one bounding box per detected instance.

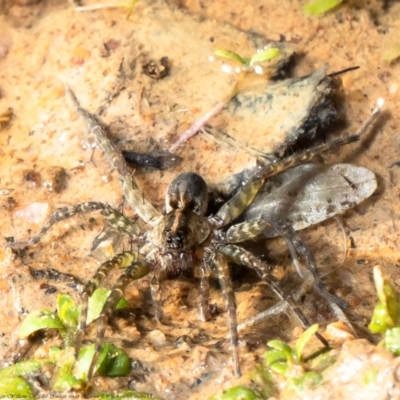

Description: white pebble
[15,203,49,224]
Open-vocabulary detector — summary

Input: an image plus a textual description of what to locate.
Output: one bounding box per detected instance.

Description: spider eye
[164,229,186,249]
[177,230,184,241]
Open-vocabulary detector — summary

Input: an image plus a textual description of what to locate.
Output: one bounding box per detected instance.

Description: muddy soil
[0,0,400,399]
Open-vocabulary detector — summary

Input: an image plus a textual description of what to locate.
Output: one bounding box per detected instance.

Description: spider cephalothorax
[149,173,210,276]
[8,89,382,381]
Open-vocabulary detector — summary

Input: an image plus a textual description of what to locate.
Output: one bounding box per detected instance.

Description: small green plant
[0,291,147,398]
[302,0,343,16]
[210,366,275,400]
[368,265,400,355]
[214,47,280,75]
[211,386,263,400]
[264,324,328,392]
[210,324,331,399]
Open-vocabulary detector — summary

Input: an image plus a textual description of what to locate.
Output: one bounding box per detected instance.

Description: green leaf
[19,310,66,339]
[249,48,280,66]
[385,327,400,355]
[86,287,128,325]
[267,340,294,363]
[291,371,322,391]
[211,386,262,400]
[52,347,83,391]
[368,266,400,334]
[302,0,342,15]
[214,49,249,66]
[95,343,131,377]
[0,359,51,378]
[73,344,96,381]
[307,348,338,373]
[369,304,394,334]
[86,287,110,324]
[74,342,131,380]
[268,361,289,376]
[57,293,79,329]
[294,324,319,362]
[265,348,288,366]
[0,377,34,398]
[248,366,276,399]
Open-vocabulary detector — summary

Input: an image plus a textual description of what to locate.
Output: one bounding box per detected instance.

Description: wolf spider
[8,89,382,379]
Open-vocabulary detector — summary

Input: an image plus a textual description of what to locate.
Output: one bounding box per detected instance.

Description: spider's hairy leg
[66,87,160,225]
[211,252,241,377]
[121,174,160,226]
[238,273,313,331]
[150,264,164,323]
[77,251,137,349]
[271,221,347,309]
[86,253,150,380]
[212,101,382,227]
[199,260,214,321]
[67,87,127,174]
[220,244,329,348]
[7,202,139,249]
[225,218,273,243]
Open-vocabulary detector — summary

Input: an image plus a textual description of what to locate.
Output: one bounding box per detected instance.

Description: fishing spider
[8,89,382,379]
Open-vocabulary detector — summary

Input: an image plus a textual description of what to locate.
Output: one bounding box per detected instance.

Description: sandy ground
[0,0,400,399]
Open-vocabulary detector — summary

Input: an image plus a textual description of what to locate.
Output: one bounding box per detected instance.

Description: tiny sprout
[302,0,343,16]
[249,48,280,66]
[368,265,400,356]
[214,47,280,74]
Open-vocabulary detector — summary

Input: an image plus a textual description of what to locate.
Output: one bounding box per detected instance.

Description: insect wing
[245,163,377,237]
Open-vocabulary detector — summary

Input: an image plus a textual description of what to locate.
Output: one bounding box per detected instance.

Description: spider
[8,89,382,380]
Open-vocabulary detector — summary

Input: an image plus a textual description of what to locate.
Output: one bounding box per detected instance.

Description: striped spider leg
[78,251,150,381]
[8,201,140,250]
[66,87,160,226]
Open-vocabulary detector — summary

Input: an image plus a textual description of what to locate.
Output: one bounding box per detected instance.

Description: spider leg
[150,264,164,323]
[90,225,124,254]
[270,220,347,309]
[66,87,160,225]
[238,271,356,333]
[199,260,213,321]
[212,102,381,227]
[86,253,150,380]
[225,218,272,243]
[7,202,139,249]
[76,252,135,350]
[238,273,313,330]
[211,252,241,377]
[67,88,127,174]
[220,244,329,348]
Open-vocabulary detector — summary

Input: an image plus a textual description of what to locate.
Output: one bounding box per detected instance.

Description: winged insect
[217,163,377,237]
